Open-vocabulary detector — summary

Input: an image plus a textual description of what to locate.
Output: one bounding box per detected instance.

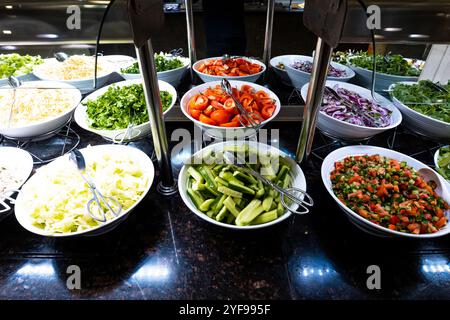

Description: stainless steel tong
[223,151,313,214]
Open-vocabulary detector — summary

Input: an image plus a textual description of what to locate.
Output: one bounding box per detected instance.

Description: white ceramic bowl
[74,79,177,142]
[193,57,266,83]
[321,145,450,238]
[389,81,450,141]
[285,55,355,89]
[120,57,190,87]
[301,80,402,140]
[178,140,307,230]
[434,146,450,185]
[269,54,300,86]
[180,80,281,140]
[33,57,114,94]
[0,81,82,139]
[0,147,33,212]
[350,64,419,92]
[14,144,155,237]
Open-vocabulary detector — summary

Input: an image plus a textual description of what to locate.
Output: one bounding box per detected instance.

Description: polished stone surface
[0,122,449,300]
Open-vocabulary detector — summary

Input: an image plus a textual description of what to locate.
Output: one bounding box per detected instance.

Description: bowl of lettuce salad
[120,52,189,86]
[334,51,422,92]
[74,79,177,142]
[301,80,402,140]
[14,144,154,237]
[389,80,450,140]
[435,146,450,183]
[0,53,43,85]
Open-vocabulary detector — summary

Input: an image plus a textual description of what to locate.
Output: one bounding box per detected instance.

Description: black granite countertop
[0,121,449,300]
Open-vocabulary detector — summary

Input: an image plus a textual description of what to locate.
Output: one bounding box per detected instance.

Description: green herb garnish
[437,146,450,180]
[0,53,43,79]
[121,53,184,74]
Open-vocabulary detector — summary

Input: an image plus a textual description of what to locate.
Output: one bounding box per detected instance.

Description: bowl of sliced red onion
[285,55,355,89]
[301,81,402,140]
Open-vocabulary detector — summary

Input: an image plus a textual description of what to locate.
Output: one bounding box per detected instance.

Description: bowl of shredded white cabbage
[33,55,114,94]
[0,81,81,139]
[14,145,154,237]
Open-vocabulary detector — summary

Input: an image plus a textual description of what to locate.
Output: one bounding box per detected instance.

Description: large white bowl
[285,55,355,89]
[301,80,402,140]
[74,79,177,142]
[180,80,281,140]
[269,54,300,86]
[0,147,33,213]
[0,81,82,139]
[350,65,419,92]
[389,81,450,141]
[14,144,155,237]
[178,140,308,230]
[321,145,450,238]
[33,57,114,94]
[193,57,266,83]
[120,57,190,87]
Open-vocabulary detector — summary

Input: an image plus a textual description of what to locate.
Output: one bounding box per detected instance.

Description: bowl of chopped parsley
[74,79,177,142]
[120,52,189,87]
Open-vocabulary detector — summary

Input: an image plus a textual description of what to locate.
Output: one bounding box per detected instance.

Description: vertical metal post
[263,0,275,79]
[185,0,197,81]
[296,38,333,163]
[136,39,177,195]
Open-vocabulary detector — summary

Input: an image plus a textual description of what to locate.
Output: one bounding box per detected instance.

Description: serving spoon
[418,167,450,202]
[54,52,69,62]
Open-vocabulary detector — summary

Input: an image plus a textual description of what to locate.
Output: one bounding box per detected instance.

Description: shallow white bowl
[389,81,450,141]
[269,54,301,86]
[74,79,177,142]
[120,57,190,87]
[301,80,402,140]
[14,144,155,237]
[285,55,355,89]
[350,64,419,92]
[0,81,82,139]
[180,80,281,140]
[0,147,33,211]
[321,145,450,238]
[178,140,307,230]
[33,57,114,94]
[193,57,266,83]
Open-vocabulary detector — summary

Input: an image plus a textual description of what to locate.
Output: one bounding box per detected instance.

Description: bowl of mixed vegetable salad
[181,80,280,139]
[0,53,43,85]
[322,145,450,238]
[193,56,266,83]
[284,55,355,89]
[120,52,189,87]
[269,55,299,86]
[389,80,450,140]
[301,81,402,140]
[14,145,154,237]
[179,141,308,230]
[74,79,176,142]
[333,51,422,92]
[435,146,450,183]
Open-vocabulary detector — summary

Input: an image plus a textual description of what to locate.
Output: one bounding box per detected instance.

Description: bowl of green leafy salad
[178,141,308,230]
[120,52,189,87]
[333,51,422,92]
[389,80,450,140]
[435,146,450,183]
[74,79,176,142]
[0,53,43,85]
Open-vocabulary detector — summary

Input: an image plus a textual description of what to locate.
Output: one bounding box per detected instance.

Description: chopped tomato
[210,109,230,124]
[199,114,216,125]
[192,95,209,110]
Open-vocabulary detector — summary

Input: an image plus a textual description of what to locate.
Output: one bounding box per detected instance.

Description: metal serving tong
[324,86,382,126]
[69,149,122,223]
[220,78,264,131]
[169,48,183,57]
[223,151,314,214]
[0,190,21,214]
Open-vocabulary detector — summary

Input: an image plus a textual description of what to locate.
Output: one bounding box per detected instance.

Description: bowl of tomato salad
[193,57,266,83]
[321,145,450,238]
[180,81,281,139]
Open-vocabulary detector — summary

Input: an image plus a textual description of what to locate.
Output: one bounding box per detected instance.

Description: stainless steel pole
[296,38,333,163]
[263,0,275,79]
[136,39,177,195]
[185,0,197,81]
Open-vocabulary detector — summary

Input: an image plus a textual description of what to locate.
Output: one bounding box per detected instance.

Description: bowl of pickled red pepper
[322,146,450,238]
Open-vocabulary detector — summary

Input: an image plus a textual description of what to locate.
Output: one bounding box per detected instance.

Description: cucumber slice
[199,198,215,212]
[217,185,243,198]
[250,209,278,225]
[187,188,205,209]
[223,196,241,218]
[228,180,256,195]
[262,196,273,212]
[187,167,204,184]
